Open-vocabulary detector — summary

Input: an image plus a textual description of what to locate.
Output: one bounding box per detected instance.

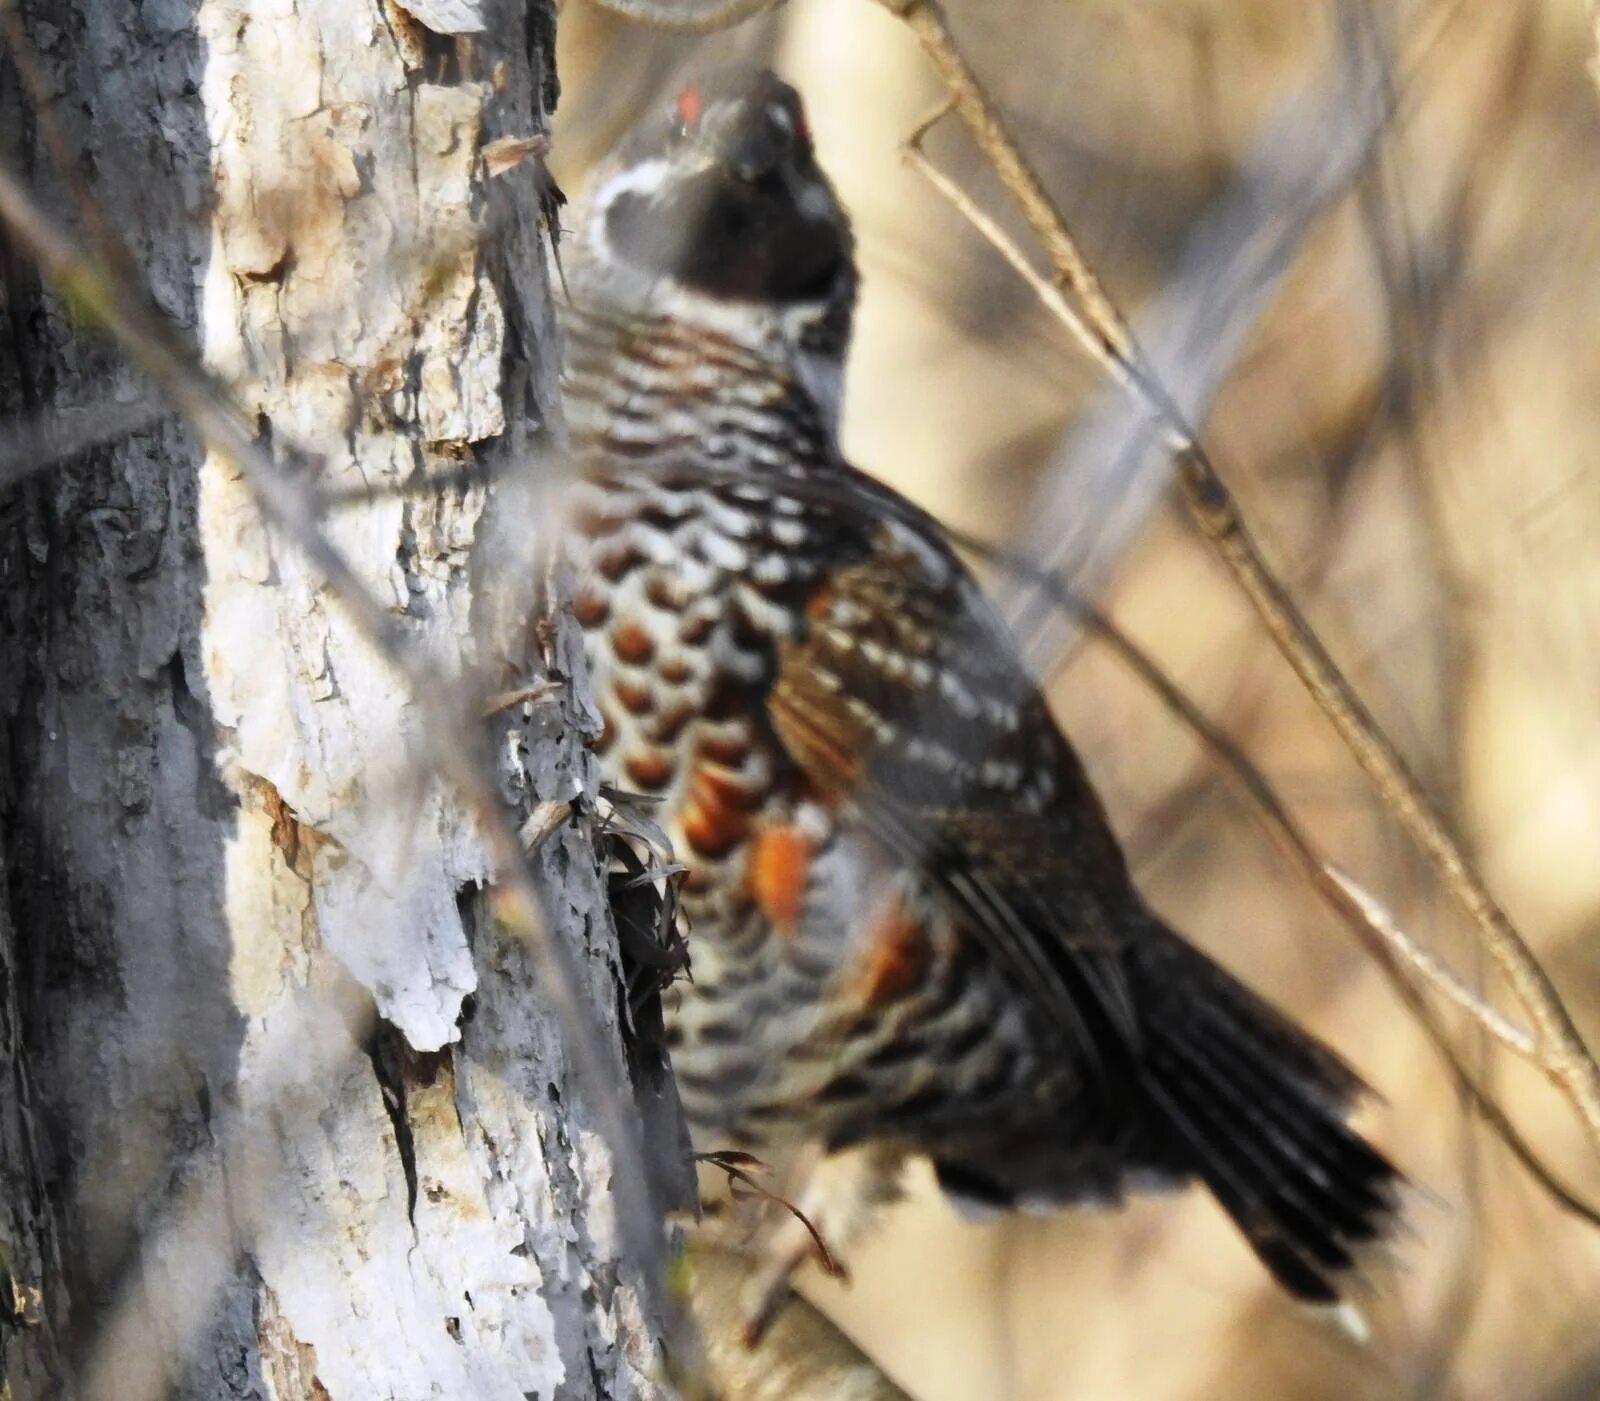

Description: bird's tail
[1132,924,1400,1303]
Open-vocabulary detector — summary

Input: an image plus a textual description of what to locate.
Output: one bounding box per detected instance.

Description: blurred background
[559,1,1600,1396]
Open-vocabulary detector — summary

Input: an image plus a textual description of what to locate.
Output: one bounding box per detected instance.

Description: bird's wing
[768,518,1142,1078]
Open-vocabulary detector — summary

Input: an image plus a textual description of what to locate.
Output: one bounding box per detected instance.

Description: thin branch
[901,106,1092,364]
[1010,24,1394,642]
[697,1152,843,1280]
[0,162,687,1356]
[582,0,782,33]
[484,679,564,716]
[1325,868,1531,1059]
[0,397,168,488]
[877,0,1600,1156]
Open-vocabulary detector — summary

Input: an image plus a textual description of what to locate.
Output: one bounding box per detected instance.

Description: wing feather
[769,523,1142,1081]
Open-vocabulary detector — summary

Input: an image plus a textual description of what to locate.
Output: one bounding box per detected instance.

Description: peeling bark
[0,2,679,1397]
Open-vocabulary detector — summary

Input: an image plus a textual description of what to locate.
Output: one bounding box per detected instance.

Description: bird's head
[572,71,857,377]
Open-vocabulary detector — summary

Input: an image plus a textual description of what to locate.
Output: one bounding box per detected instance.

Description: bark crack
[365,1021,423,1228]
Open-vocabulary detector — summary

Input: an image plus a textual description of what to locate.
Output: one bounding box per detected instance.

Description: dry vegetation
[563,1,1600,1396]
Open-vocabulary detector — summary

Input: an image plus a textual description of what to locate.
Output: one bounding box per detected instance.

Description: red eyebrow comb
[675,84,703,130]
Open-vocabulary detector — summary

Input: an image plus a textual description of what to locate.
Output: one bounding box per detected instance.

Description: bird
[558,69,1399,1330]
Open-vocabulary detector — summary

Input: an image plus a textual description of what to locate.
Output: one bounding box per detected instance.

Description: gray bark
[0,2,680,1397]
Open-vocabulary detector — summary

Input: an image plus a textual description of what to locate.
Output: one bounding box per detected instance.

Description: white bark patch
[192,5,622,1392]
[220,799,586,1400]
[235,975,561,1400]
[198,0,499,1051]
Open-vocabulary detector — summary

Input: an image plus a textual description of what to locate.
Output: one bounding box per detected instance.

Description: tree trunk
[0,3,683,1397]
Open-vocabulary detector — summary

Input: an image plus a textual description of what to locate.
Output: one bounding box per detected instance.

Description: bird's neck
[560,295,840,478]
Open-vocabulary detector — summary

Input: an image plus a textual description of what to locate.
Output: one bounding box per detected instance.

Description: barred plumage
[560,69,1400,1318]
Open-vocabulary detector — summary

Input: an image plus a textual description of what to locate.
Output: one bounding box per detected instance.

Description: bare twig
[0,163,684,1350]
[0,397,168,488]
[876,0,1600,1155]
[1326,868,1531,1059]
[698,1152,844,1279]
[1012,27,1393,638]
[582,0,782,33]
[519,798,575,854]
[901,106,1086,357]
[877,3,1149,396]
[484,679,564,716]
